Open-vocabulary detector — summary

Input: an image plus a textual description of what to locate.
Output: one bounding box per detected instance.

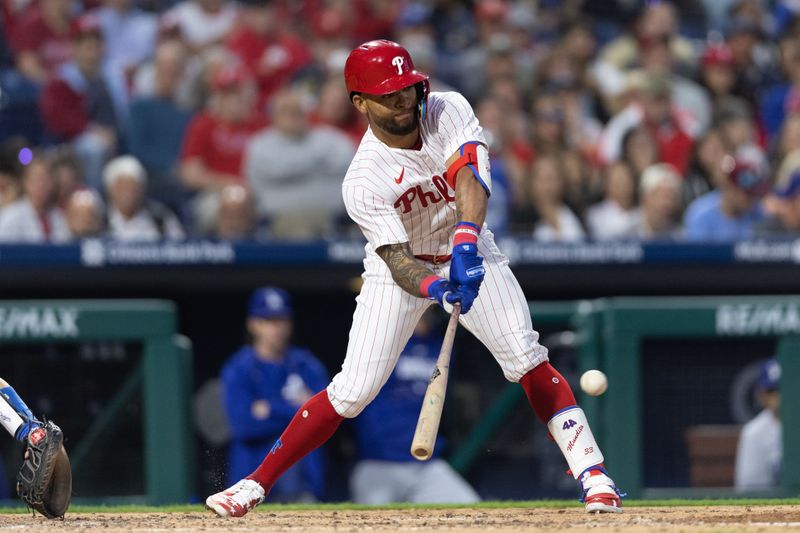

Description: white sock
[0,394,24,438]
[547,406,604,479]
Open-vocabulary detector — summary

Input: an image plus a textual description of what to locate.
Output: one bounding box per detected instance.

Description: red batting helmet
[344,40,430,117]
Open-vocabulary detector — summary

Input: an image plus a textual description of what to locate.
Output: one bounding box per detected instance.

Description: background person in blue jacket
[221,287,330,502]
[735,358,782,492]
[349,309,480,504]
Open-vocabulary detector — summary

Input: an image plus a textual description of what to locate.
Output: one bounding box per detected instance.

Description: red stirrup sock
[247,390,343,492]
[519,362,577,424]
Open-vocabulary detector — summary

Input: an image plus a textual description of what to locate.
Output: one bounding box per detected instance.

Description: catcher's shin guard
[16,421,72,519]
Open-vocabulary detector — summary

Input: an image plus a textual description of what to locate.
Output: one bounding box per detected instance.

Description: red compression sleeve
[247,390,343,492]
[519,362,577,424]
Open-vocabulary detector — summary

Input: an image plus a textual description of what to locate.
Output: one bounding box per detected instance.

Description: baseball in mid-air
[580,370,608,396]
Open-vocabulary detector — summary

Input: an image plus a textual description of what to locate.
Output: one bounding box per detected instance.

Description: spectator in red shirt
[11,0,73,83]
[302,0,398,43]
[180,62,265,233]
[597,71,696,174]
[226,0,311,111]
[311,76,366,147]
[351,0,400,43]
[40,15,119,189]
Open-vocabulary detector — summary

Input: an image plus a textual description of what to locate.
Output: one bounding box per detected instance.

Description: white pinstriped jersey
[342,92,491,258]
[330,89,599,480]
[329,89,547,420]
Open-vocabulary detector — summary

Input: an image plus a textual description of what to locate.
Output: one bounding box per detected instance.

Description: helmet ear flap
[415,80,430,120]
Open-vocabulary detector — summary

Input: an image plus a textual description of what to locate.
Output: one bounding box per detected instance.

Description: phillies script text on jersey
[342,92,486,258]
[393,175,454,214]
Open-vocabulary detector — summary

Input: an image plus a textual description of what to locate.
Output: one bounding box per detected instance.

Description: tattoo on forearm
[376,242,431,296]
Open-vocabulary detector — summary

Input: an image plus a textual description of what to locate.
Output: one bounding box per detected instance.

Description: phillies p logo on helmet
[344,39,431,118]
[392,56,404,75]
[344,40,428,97]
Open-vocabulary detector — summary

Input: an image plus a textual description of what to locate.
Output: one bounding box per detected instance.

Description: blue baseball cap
[248,287,293,319]
[757,358,781,392]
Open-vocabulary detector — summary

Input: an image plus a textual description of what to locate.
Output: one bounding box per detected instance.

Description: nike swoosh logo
[395,168,404,184]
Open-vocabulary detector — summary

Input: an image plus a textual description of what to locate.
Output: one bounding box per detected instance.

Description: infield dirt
[1,505,799,532]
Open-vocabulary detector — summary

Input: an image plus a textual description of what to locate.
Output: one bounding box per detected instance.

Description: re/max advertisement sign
[716,303,800,335]
[0,307,79,339]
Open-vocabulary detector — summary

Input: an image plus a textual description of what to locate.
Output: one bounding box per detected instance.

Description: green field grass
[0,499,798,514]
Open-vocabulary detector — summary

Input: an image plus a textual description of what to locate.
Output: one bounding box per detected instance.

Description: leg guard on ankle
[547,406,604,479]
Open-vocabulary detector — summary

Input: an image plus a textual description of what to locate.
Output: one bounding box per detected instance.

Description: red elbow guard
[445,142,480,190]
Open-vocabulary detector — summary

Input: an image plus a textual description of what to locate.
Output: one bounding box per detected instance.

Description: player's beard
[371,108,419,136]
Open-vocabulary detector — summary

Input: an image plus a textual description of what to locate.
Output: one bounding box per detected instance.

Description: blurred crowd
[1,0,800,243]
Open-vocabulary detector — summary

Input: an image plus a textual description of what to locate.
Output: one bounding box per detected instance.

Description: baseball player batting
[206,39,623,517]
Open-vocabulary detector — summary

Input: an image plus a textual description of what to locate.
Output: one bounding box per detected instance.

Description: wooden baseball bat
[410,302,461,461]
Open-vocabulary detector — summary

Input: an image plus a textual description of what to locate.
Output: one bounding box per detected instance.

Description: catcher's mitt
[16,421,72,519]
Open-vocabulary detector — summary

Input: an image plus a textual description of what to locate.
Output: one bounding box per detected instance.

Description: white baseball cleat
[579,467,623,514]
[205,479,265,517]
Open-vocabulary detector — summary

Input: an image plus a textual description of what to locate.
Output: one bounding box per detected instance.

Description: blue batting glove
[423,276,461,313]
[455,284,480,314]
[450,222,485,288]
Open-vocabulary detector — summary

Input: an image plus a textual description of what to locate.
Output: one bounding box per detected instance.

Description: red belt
[415,254,452,265]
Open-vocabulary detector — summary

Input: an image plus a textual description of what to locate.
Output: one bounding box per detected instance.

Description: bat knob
[412,447,432,461]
